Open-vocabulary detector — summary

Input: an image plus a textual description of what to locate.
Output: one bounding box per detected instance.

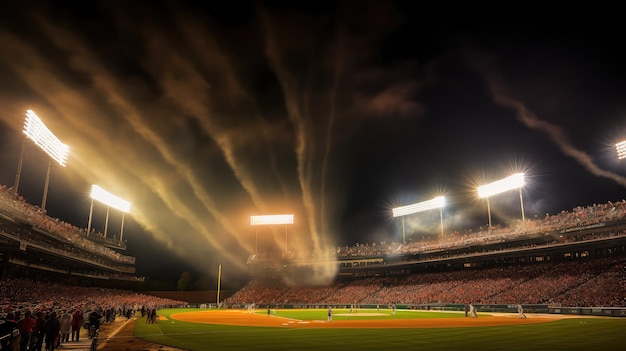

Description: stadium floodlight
[23,110,70,167]
[90,185,131,213]
[88,185,132,241]
[392,196,446,243]
[477,173,526,229]
[392,196,445,217]
[250,214,295,255]
[14,110,70,211]
[616,141,626,160]
[250,214,294,225]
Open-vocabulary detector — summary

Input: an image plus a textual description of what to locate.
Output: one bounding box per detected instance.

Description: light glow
[250,214,294,225]
[616,141,626,160]
[90,185,131,213]
[478,173,525,198]
[392,196,446,217]
[23,110,69,167]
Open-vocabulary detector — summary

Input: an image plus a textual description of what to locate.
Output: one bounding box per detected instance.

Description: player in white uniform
[470,304,478,318]
[517,304,526,319]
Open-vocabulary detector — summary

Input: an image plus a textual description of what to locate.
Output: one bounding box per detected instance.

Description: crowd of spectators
[337,200,626,258]
[0,277,187,349]
[233,200,626,308]
[226,255,625,307]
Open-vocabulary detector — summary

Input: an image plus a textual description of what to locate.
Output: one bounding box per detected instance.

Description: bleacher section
[0,184,141,287]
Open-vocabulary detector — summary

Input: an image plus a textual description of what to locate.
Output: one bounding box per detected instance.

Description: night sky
[1,2,625,289]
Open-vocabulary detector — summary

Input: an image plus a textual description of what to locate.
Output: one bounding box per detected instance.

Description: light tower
[15,110,70,211]
[392,196,446,243]
[477,172,525,229]
[250,214,294,255]
[88,185,131,241]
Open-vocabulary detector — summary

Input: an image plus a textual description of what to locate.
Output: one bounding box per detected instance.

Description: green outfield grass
[133,308,626,351]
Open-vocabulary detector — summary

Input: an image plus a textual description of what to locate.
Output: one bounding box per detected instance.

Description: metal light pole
[13,138,26,195]
[104,206,110,238]
[87,198,94,236]
[250,214,295,255]
[89,185,131,241]
[392,196,446,243]
[401,216,405,244]
[486,198,492,229]
[439,207,444,236]
[478,173,526,229]
[41,161,52,211]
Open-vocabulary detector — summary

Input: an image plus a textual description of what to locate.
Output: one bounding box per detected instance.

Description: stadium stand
[230,200,626,309]
[0,184,141,288]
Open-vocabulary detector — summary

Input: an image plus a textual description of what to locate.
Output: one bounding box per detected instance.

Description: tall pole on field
[217,264,222,308]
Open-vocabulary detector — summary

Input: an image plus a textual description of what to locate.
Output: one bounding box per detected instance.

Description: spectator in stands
[0,312,17,351]
[88,310,101,337]
[44,311,60,351]
[33,311,46,351]
[17,310,36,351]
[70,308,83,342]
[11,311,22,350]
[59,310,72,345]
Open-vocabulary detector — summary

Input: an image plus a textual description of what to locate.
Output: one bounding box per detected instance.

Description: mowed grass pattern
[133,308,626,351]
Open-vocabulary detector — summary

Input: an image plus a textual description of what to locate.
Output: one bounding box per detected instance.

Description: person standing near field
[517,305,526,319]
[469,304,478,318]
[327,307,332,322]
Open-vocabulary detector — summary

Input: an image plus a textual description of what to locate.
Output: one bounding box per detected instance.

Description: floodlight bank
[478,173,525,198]
[392,196,446,217]
[23,110,69,167]
[91,185,131,213]
[250,214,294,225]
[616,141,626,160]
